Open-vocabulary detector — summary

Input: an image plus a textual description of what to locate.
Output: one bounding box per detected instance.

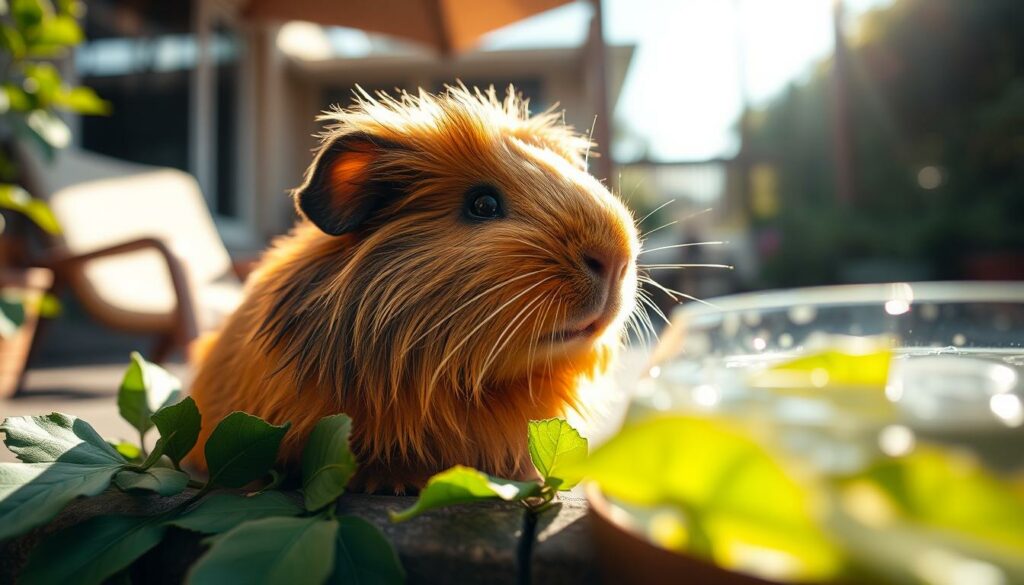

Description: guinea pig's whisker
[526,291,560,403]
[514,239,554,256]
[640,220,677,240]
[638,241,727,255]
[624,304,646,346]
[584,114,598,166]
[502,254,552,262]
[637,288,662,336]
[638,276,721,309]
[639,263,735,270]
[634,198,676,228]
[477,297,545,386]
[405,269,549,354]
[637,274,678,301]
[637,291,671,327]
[426,276,557,406]
[676,207,714,223]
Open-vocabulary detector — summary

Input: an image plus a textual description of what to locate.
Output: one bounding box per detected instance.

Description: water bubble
[692,384,720,408]
[885,300,911,316]
[878,425,915,457]
[788,305,816,325]
[990,394,1023,427]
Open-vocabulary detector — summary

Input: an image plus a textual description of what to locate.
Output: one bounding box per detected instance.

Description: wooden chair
[18,148,246,362]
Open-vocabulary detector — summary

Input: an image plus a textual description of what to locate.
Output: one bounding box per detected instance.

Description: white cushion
[23,148,239,331]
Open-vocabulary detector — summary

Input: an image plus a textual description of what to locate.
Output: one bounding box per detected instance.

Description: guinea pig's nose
[582,248,629,284]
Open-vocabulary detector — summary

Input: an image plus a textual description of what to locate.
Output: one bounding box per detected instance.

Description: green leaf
[0,461,121,540]
[53,85,110,115]
[389,465,540,523]
[114,467,188,496]
[135,433,169,468]
[301,413,357,511]
[10,0,47,30]
[751,346,892,391]
[527,418,588,490]
[36,291,61,317]
[205,412,290,488]
[0,183,61,234]
[22,63,62,104]
[846,447,1024,550]
[118,351,182,437]
[168,491,303,534]
[575,416,842,581]
[150,396,201,467]
[108,440,142,462]
[25,14,81,47]
[2,84,33,112]
[1,412,124,464]
[0,25,26,58]
[333,515,405,585]
[56,0,84,18]
[0,296,25,338]
[188,516,338,585]
[19,514,166,585]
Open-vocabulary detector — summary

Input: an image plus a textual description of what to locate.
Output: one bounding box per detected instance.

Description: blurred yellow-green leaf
[53,86,110,115]
[842,447,1024,551]
[10,0,49,30]
[55,0,84,18]
[0,24,26,58]
[751,346,892,391]
[24,13,81,48]
[576,416,843,582]
[830,449,1024,584]
[23,62,62,103]
[35,292,61,317]
[2,83,33,111]
[0,183,61,234]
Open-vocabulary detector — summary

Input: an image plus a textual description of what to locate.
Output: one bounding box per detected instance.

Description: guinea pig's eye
[464,184,504,221]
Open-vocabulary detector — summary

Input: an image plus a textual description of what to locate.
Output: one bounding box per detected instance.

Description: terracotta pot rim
[0,266,54,290]
[584,482,785,585]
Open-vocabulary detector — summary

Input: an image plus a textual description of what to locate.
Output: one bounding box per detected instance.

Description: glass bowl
[634,281,1024,474]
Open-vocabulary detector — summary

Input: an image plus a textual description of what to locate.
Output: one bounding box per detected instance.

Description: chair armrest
[43,238,199,344]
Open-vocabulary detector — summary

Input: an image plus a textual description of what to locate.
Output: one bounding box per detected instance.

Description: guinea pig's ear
[293,134,401,236]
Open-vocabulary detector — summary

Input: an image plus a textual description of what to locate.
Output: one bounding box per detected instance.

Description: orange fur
[186,86,639,492]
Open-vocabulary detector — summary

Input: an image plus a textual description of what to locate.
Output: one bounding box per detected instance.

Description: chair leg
[150,332,178,364]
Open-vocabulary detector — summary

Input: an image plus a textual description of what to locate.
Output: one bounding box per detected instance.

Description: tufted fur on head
[186,85,640,492]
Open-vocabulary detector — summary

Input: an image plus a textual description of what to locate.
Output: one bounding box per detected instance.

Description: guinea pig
[186,85,640,492]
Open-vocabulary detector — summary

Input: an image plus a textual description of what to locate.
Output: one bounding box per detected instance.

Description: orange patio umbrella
[243,0,576,54]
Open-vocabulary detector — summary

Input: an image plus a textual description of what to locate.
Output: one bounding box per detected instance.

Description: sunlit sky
[482,0,894,162]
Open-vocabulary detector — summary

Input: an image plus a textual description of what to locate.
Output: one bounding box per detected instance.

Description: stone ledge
[0,490,596,584]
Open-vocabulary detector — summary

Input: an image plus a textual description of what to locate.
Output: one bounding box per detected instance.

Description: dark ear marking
[293,133,405,236]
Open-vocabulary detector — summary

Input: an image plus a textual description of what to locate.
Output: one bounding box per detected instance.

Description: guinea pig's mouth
[545,320,601,344]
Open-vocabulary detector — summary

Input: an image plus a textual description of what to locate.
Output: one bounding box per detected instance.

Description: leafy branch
[0,353,404,585]
[390,418,588,522]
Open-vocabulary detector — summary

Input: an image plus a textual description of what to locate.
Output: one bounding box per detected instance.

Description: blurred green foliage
[0,0,103,334]
[747,0,1023,286]
[0,0,109,178]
